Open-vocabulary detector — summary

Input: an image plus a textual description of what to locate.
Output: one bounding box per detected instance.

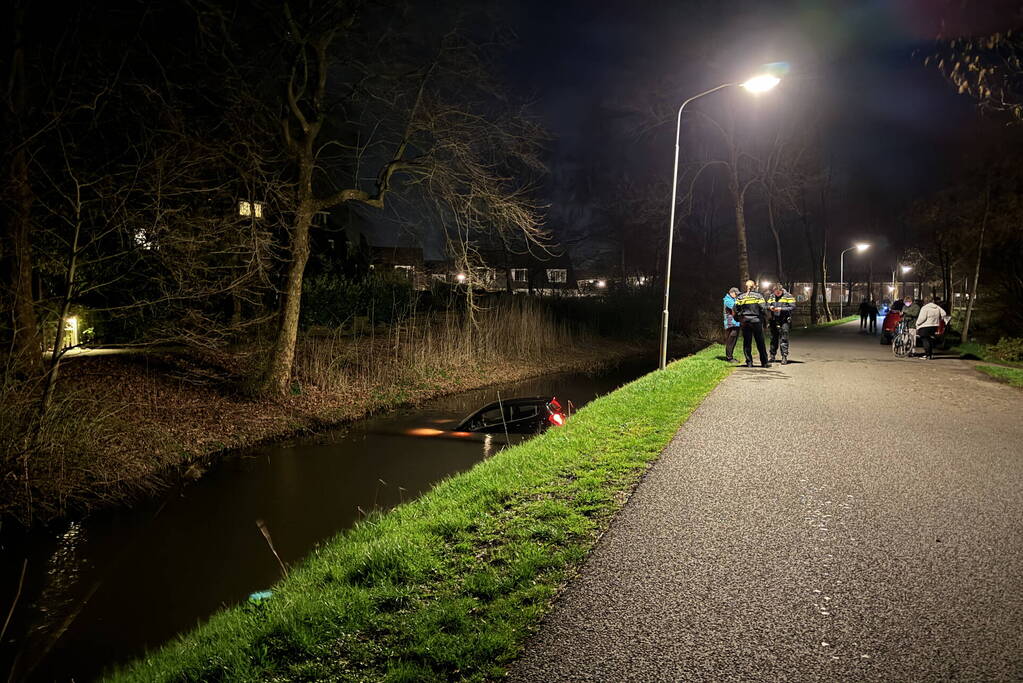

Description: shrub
[990,337,1023,362]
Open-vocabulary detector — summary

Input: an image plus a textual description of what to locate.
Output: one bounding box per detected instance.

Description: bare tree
[202,3,551,395]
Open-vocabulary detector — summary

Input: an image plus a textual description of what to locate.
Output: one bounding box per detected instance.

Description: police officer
[767,284,796,365]
[733,279,770,368]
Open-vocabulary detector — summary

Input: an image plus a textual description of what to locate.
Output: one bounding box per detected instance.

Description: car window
[510,404,538,420]
[479,408,503,425]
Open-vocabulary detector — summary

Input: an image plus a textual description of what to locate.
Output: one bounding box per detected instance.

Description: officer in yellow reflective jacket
[767,284,796,365]
[733,280,770,367]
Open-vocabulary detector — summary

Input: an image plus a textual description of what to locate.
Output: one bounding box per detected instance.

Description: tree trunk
[2,11,43,377]
[728,151,750,284]
[800,189,819,324]
[767,195,784,286]
[38,197,83,419]
[2,148,42,377]
[963,183,990,341]
[820,242,833,321]
[263,208,313,395]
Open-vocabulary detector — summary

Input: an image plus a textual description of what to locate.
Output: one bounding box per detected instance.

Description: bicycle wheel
[893,331,912,358]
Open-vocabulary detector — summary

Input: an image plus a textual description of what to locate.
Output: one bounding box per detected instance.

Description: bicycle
[892,320,915,358]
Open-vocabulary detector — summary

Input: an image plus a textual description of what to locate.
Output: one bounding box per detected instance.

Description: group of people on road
[858,299,880,334]
[899,294,951,360]
[722,280,796,368]
[723,281,953,366]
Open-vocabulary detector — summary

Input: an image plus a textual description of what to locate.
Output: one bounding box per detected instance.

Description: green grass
[953,342,1023,368]
[794,315,857,332]
[110,345,735,683]
[976,365,1023,388]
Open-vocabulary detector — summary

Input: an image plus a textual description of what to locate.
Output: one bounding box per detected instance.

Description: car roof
[473,397,550,412]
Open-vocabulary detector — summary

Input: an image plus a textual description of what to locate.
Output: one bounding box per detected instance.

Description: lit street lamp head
[855,242,871,252]
[741,74,781,94]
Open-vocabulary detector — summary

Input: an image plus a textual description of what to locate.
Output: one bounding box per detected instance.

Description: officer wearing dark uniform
[767,285,796,364]
[733,280,770,367]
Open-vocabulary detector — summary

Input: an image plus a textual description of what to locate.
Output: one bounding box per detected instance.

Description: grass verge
[976,365,1023,388]
[952,342,1023,368]
[109,345,734,682]
[794,315,857,332]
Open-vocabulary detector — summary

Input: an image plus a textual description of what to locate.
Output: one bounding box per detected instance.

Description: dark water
[0,358,655,682]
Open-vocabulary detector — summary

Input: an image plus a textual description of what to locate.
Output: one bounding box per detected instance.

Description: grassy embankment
[795,314,857,331]
[975,365,1023,388]
[952,341,1023,389]
[952,342,1023,367]
[110,345,734,682]
[1,297,647,526]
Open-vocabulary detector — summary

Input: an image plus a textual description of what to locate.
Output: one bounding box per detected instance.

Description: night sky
[485,0,1018,279]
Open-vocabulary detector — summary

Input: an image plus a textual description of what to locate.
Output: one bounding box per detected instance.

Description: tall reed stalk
[295,296,583,395]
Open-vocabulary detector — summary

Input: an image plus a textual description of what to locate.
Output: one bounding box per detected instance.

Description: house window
[511,268,529,283]
[546,268,567,283]
[239,200,264,218]
[431,273,447,283]
[394,265,414,279]
[133,228,154,250]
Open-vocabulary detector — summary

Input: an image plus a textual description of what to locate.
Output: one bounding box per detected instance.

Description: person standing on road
[733,280,770,368]
[859,299,870,331]
[722,287,741,362]
[915,295,950,360]
[867,299,879,335]
[901,296,921,329]
[901,296,921,355]
[767,284,796,365]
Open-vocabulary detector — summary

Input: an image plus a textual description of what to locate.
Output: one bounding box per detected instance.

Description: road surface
[510,321,1023,682]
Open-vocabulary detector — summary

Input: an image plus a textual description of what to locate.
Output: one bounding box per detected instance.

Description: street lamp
[891,264,911,299]
[838,242,870,318]
[658,70,782,370]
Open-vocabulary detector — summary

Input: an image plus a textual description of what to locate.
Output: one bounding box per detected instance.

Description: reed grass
[295,296,584,396]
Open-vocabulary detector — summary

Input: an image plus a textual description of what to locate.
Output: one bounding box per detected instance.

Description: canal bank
[2,335,656,529]
[2,352,690,681]
[84,344,732,682]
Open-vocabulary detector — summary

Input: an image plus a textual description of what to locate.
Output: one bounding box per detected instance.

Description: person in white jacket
[915,296,950,360]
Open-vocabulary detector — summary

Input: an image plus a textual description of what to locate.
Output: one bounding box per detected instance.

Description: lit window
[431,273,447,282]
[394,265,414,279]
[134,228,154,250]
[547,268,567,283]
[511,268,529,283]
[238,200,264,218]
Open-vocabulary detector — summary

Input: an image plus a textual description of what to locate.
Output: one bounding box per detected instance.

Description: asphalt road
[509,322,1023,682]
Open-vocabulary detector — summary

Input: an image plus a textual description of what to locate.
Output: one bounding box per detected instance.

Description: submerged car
[455,396,567,434]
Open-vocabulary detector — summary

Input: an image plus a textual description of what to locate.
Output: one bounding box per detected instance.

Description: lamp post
[658,72,781,370]
[838,242,870,319]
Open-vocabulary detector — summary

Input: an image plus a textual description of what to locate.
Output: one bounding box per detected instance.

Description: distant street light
[891,264,912,299]
[659,69,783,370]
[839,243,870,318]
